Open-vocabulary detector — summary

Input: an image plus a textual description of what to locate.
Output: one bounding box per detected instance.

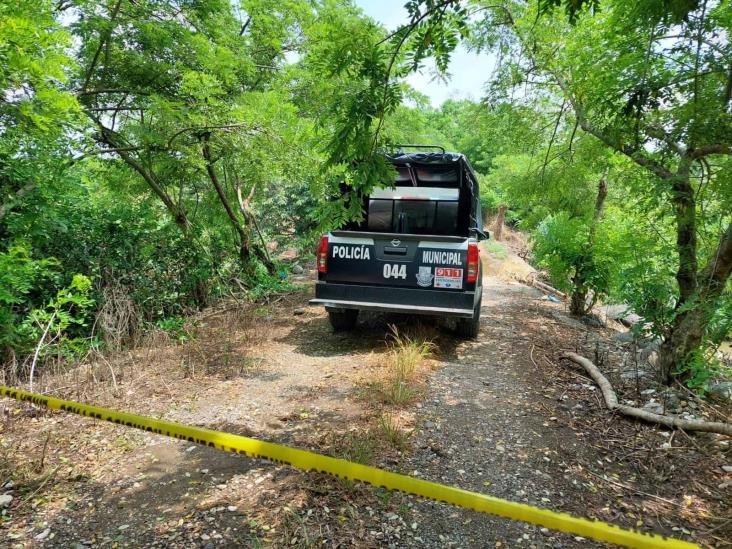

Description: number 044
[383,263,407,279]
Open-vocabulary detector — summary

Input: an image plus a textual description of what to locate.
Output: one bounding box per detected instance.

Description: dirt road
[1,252,730,547]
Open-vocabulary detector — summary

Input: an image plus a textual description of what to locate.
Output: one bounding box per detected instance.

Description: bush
[3,185,290,358]
[19,274,95,363]
[35,198,228,322]
[533,209,631,307]
[0,244,60,358]
[480,185,502,216]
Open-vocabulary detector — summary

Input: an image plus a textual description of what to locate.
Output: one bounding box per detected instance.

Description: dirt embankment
[1,244,730,548]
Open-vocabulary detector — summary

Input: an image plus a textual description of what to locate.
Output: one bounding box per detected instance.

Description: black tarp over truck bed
[344,151,483,239]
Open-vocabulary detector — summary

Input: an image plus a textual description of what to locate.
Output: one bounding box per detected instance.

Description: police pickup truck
[309,146,487,338]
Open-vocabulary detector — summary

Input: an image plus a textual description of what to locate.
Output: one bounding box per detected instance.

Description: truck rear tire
[328,308,358,332]
[456,298,481,339]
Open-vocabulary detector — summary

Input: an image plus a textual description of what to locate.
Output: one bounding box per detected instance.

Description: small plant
[20,274,95,389]
[680,348,724,393]
[366,326,435,406]
[378,413,411,451]
[278,507,320,548]
[379,378,419,406]
[253,305,271,317]
[218,354,263,379]
[338,430,377,465]
[154,316,194,343]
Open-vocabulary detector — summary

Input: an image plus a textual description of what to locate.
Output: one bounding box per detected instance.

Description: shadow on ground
[281,310,463,362]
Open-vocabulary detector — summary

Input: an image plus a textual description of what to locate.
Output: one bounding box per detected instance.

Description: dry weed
[97,282,140,350]
[336,430,378,464]
[277,507,323,548]
[181,309,260,379]
[387,325,435,381]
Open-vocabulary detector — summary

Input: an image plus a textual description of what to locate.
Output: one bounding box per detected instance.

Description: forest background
[1,0,730,390]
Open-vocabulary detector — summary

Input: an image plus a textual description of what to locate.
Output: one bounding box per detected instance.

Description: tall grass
[374,325,435,406]
[387,325,435,380]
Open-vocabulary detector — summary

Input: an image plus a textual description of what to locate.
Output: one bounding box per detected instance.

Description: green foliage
[706,295,732,347]
[681,349,724,392]
[155,317,192,344]
[0,0,79,136]
[0,0,366,364]
[0,245,59,354]
[534,212,628,299]
[479,185,502,217]
[20,274,95,362]
[243,263,293,302]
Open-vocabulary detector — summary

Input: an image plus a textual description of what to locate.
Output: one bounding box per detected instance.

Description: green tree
[0,0,80,226]
[521,0,732,381]
[71,0,316,271]
[386,0,731,381]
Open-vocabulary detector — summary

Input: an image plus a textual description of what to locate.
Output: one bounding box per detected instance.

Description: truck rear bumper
[309,282,479,318]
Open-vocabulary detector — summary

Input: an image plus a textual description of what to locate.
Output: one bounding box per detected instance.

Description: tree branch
[167,124,262,149]
[77,88,145,96]
[201,134,251,261]
[97,124,190,231]
[553,74,675,179]
[689,144,732,159]
[561,352,732,437]
[540,100,565,184]
[236,179,273,267]
[81,0,123,92]
[697,221,732,300]
[643,124,686,156]
[239,16,251,36]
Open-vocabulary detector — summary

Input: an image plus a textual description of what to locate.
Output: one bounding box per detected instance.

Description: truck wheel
[456,299,481,339]
[328,309,359,332]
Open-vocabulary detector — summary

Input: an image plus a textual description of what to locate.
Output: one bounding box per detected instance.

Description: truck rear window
[366,187,459,235]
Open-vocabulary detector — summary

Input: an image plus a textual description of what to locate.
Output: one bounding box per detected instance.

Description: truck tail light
[466,241,479,283]
[317,235,329,273]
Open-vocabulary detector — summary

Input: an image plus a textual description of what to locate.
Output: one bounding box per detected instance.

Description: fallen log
[560,352,732,437]
[532,279,567,298]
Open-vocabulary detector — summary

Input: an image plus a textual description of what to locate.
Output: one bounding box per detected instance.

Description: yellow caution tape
[0,385,697,549]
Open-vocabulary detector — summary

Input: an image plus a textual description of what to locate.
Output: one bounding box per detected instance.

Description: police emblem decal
[416,266,434,287]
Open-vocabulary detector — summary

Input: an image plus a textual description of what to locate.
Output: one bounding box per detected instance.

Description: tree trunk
[201,136,252,263]
[670,164,698,305]
[494,204,507,241]
[201,135,275,275]
[553,73,731,383]
[99,127,191,233]
[569,173,608,317]
[235,181,276,274]
[569,286,589,316]
[658,221,732,382]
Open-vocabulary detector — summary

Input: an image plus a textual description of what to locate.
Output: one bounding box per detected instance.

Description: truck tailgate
[324,231,470,291]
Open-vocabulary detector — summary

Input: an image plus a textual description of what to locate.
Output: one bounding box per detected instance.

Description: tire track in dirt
[400,280,603,548]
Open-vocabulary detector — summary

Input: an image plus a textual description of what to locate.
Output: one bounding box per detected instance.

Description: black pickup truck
[309,147,487,338]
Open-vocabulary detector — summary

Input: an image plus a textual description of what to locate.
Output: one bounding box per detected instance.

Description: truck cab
[309,146,486,338]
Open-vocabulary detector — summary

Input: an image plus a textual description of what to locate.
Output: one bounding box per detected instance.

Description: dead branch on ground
[560,352,732,437]
[531,278,567,298]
